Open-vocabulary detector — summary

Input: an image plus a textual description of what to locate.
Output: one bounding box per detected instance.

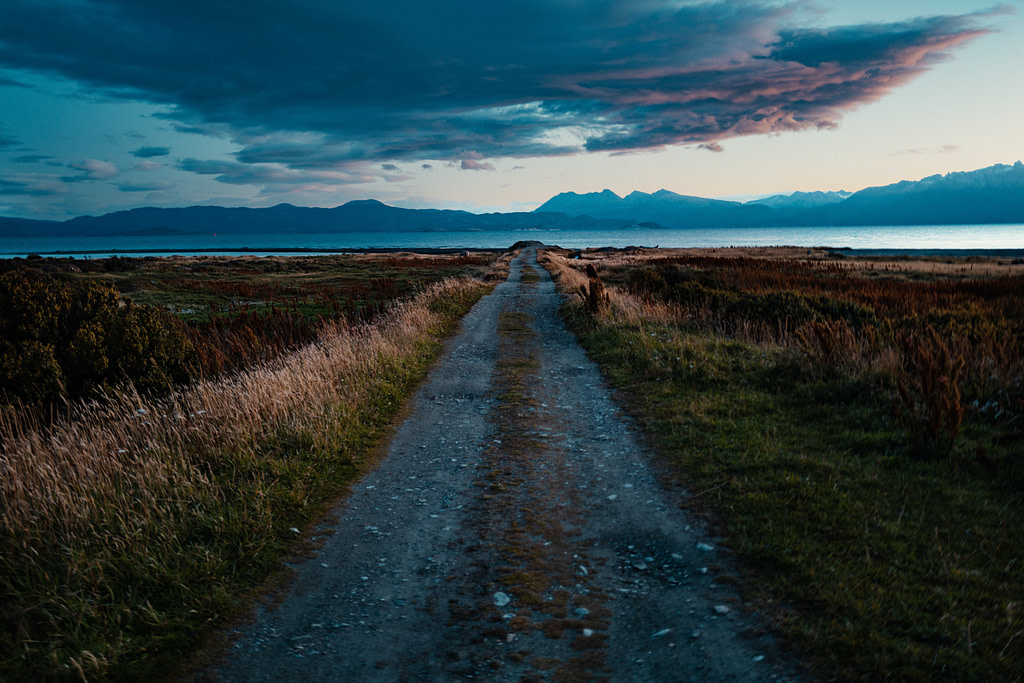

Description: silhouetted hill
[537,188,775,228]
[3,162,1023,237]
[536,162,1024,228]
[0,201,639,238]
[800,162,1024,226]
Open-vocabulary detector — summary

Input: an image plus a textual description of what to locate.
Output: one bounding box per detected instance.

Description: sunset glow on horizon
[1,0,1022,221]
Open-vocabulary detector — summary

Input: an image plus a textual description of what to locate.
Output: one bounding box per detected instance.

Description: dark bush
[0,269,198,405]
[625,267,668,298]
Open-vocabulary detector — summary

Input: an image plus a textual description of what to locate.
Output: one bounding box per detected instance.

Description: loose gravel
[195,246,805,682]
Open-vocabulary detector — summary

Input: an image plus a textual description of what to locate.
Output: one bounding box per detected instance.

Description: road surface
[196,246,803,682]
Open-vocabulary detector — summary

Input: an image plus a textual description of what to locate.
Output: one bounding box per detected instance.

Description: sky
[0,0,1022,221]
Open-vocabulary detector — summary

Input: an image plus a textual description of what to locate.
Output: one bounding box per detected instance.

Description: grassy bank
[0,274,492,681]
[541,247,1023,681]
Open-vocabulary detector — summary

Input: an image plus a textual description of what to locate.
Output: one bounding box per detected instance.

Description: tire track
[197,246,804,682]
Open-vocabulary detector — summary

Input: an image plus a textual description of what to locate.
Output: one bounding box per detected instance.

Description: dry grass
[539,248,645,320]
[485,248,518,283]
[543,246,1024,681]
[0,276,489,681]
[2,279,461,529]
[562,245,1024,278]
[543,246,1024,415]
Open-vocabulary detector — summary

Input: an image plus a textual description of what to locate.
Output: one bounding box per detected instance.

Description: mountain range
[1,201,627,237]
[2,162,1023,237]
[536,162,1024,228]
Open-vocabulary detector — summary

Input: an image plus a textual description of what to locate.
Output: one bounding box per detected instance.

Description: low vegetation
[0,270,197,405]
[541,247,1023,681]
[0,251,501,681]
[0,252,498,391]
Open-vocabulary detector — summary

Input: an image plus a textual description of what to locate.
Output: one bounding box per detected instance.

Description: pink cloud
[461,159,496,171]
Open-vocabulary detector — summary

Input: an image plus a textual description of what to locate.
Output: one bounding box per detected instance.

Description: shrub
[0,269,197,406]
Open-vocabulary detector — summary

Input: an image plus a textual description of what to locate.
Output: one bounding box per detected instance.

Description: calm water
[2,224,1023,258]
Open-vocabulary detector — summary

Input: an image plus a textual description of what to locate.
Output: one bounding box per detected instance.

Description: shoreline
[0,246,507,258]
[3,244,1024,260]
[828,247,1024,258]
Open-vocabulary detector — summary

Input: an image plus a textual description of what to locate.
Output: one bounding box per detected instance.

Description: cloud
[133,160,164,171]
[699,142,725,153]
[178,158,375,189]
[379,163,414,182]
[461,159,496,171]
[63,159,119,182]
[0,0,999,181]
[893,144,960,156]
[0,123,20,148]
[10,154,55,163]
[118,179,175,192]
[132,145,170,158]
[0,173,67,197]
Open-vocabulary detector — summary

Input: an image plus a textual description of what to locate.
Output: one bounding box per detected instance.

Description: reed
[0,277,488,681]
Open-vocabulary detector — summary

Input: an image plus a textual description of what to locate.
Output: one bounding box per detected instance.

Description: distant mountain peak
[344,198,388,207]
[751,190,852,209]
[531,162,1024,228]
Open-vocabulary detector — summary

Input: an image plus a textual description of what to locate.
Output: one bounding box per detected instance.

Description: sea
[2,223,1024,258]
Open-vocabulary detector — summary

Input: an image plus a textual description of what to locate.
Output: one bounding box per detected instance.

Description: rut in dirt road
[201,246,804,682]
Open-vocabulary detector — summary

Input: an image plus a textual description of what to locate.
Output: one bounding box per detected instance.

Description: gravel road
[197,246,804,682]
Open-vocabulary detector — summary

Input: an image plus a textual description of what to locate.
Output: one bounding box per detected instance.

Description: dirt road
[199,246,803,681]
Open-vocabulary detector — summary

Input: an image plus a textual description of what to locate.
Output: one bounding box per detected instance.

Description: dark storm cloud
[11,154,56,163]
[178,158,374,187]
[132,146,170,158]
[178,158,307,186]
[0,0,1000,179]
[118,179,175,192]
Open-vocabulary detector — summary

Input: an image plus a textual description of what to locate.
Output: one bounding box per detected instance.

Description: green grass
[0,278,491,682]
[24,253,498,323]
[519,264,541,285]
[563,307,1024,681]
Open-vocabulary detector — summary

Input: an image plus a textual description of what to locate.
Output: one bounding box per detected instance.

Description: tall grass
[551,249,1023,456]
[542,247,1024,680]
[0,277,488,681]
